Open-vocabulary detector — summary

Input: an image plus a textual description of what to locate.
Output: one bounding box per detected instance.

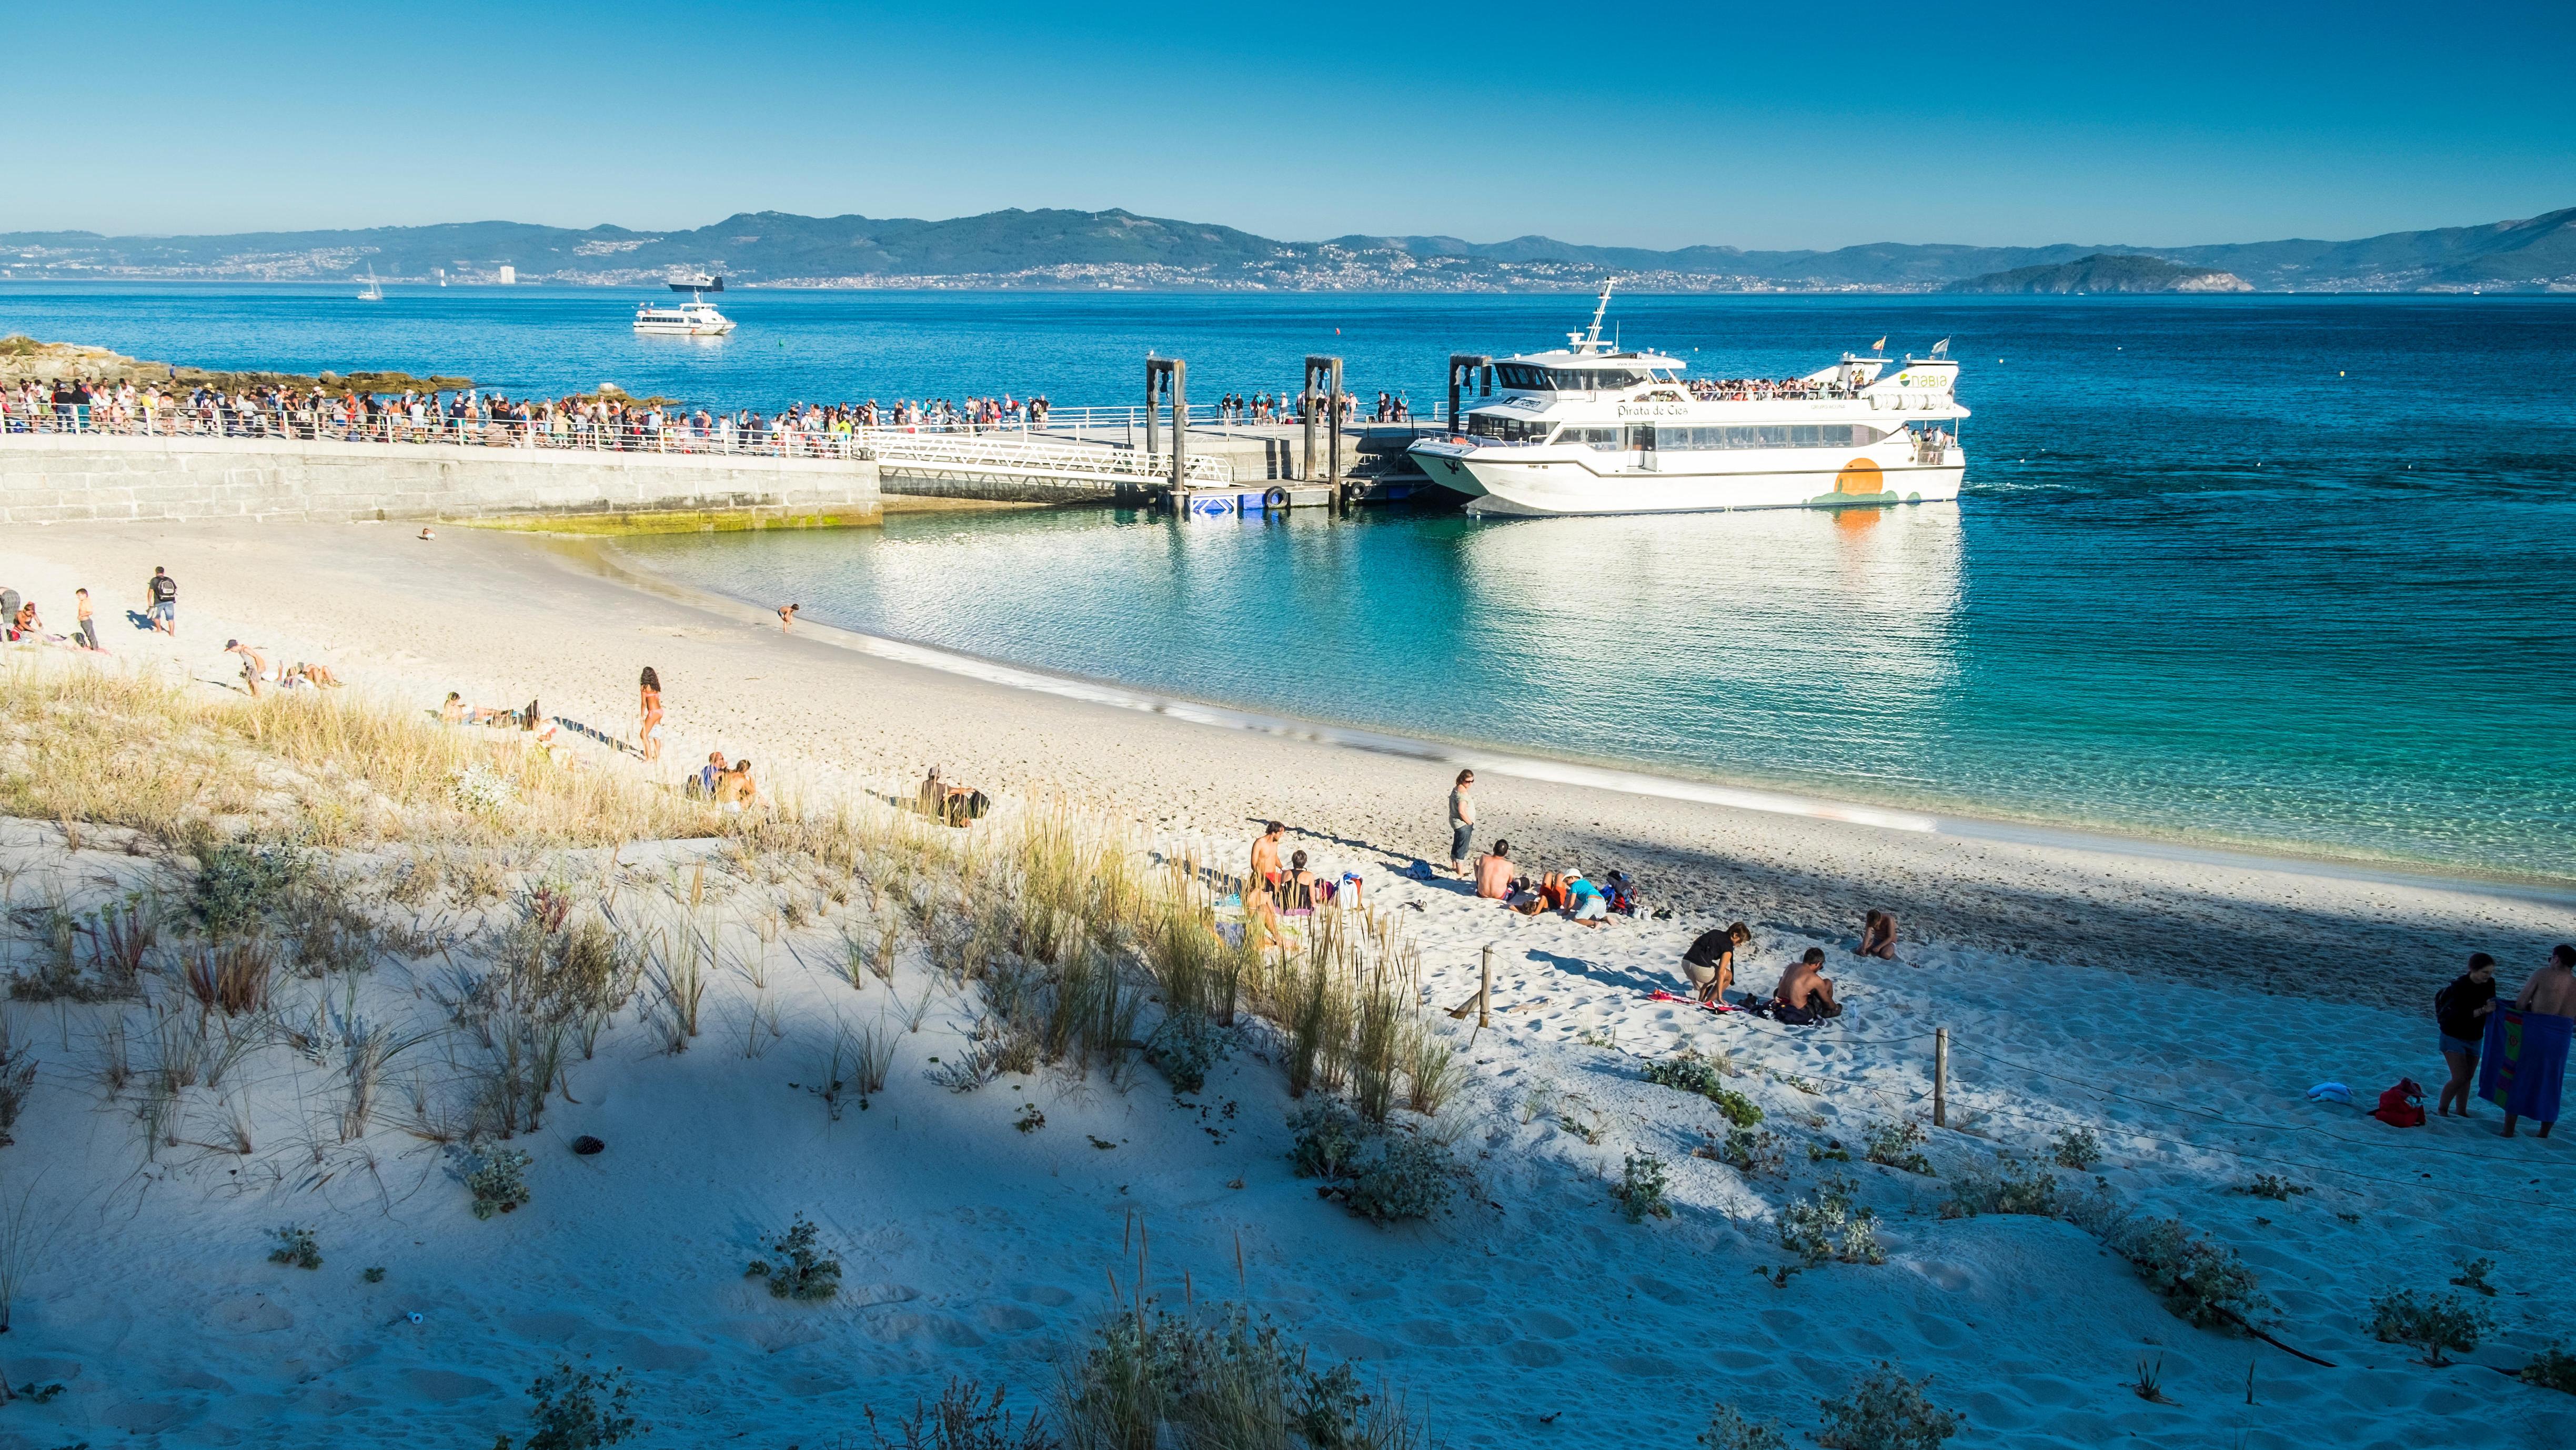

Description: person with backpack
[145,566,177,636]
[2434,953,2499,1118]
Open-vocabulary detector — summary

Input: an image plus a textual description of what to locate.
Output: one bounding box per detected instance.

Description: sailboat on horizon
[355,266,385,302]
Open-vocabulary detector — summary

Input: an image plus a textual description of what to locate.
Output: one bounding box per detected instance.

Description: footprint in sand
[207,1294,293,1333]
[1518,1309,1579,1339]
[1627,1273,1689,1305]
[1012,1283,1076,1306]
[983,1304,1045,1332]
[404,1369,499,1403]
[504,1311,589,1343]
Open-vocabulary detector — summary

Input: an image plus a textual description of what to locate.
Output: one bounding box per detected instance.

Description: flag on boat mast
[1930,337,1951,357]
[1871,336,1886,352]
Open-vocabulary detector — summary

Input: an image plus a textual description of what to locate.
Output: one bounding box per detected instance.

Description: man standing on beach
[1447,769,1476,878]
[145,566,177,636]
[2493,945,2576,1138]
[1251,821,1286,889]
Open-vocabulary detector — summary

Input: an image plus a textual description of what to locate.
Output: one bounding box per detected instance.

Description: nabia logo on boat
[1892,371,1954,390]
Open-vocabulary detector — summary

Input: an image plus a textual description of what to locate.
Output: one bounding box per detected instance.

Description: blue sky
[11,1,2572,250]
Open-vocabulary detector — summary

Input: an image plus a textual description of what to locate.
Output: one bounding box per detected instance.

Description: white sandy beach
[0,518,2570,1449]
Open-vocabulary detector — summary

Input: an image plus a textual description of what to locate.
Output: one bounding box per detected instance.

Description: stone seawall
[0,434,880,528]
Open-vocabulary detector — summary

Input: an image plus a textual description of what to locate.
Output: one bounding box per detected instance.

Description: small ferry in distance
[1411,283,1968,516]
[667,272,723,292]
[632,295,734,336]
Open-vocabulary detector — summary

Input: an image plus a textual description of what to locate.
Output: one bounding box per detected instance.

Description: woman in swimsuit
[638,666,664,762]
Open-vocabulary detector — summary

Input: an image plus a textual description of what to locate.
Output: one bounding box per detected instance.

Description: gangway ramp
[859,428,1229,502]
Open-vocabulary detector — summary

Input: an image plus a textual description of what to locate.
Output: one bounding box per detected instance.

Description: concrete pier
[0,433,881,529]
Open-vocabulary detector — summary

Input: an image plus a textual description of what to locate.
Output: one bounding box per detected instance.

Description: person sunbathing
[692,751,731,799]
[1683,921,1751,1005]
[716,759,763,812]
[1475,839,1516,899]
[1860,909,1899,959]
[1770,949,1842,1025]
[440,692,467,724]
[298,662,343,688]
[1244,878,1287,952]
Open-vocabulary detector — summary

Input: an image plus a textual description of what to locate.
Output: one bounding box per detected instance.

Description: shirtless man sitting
[1770,949,1842,1025]
[1474,839,1516,901]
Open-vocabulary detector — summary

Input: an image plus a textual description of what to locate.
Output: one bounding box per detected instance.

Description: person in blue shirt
[1564,869,1608,928]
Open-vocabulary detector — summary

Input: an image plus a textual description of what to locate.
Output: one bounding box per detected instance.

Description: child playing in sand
[777,603,801,631]
[1770,949,1842,1025]
[74,588,99,651]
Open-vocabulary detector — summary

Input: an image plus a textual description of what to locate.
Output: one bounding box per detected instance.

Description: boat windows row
[1466,417,1895,449]
[1493,364,1658,392]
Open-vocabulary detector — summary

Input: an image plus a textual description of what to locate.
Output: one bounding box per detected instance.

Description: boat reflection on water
[1451,503,1965,779]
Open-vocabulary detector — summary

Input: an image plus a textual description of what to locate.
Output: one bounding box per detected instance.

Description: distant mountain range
[1947,253,2254,295]
[5,205,2571,293]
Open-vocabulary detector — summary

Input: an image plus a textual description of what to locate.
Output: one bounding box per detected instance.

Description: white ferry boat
[632,298,734,336]
[1411,285,1967,516]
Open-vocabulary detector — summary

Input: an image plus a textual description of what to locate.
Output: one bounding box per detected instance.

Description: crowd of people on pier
[5,373,1454,457]
[0,377,1087,456]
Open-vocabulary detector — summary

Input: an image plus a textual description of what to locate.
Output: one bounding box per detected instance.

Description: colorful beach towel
[2478,1008,2572,1123]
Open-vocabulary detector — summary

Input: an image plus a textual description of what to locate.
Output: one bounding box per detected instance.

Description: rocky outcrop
[1,336,470,395]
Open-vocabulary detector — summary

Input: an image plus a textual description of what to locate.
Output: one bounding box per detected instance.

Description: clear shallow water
[8,286,2571,881]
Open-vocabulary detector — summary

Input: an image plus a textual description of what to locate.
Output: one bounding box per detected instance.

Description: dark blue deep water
[8,285,2571,881]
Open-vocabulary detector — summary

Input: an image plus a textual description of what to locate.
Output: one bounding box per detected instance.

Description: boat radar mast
[1566,279,1616,355]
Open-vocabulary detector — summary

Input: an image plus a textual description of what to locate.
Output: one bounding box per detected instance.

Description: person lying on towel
[1770,949,1843,1025]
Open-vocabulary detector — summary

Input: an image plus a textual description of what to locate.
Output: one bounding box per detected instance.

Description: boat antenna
[1569,278,1616,354]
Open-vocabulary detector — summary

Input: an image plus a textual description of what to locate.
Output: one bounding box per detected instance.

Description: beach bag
[2370,1078,2426,1128]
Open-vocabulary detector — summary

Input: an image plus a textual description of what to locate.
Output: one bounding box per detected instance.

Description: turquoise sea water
[7,286,2572,882]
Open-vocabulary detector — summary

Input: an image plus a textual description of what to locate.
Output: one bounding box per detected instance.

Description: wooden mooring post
[1479,943,1493,1028]
[1934,1026,1949,1127]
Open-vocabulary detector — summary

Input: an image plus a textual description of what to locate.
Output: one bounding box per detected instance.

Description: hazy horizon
[9,1,2571,251]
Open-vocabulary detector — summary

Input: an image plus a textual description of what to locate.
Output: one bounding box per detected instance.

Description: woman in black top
[2436,952,2499,1118]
